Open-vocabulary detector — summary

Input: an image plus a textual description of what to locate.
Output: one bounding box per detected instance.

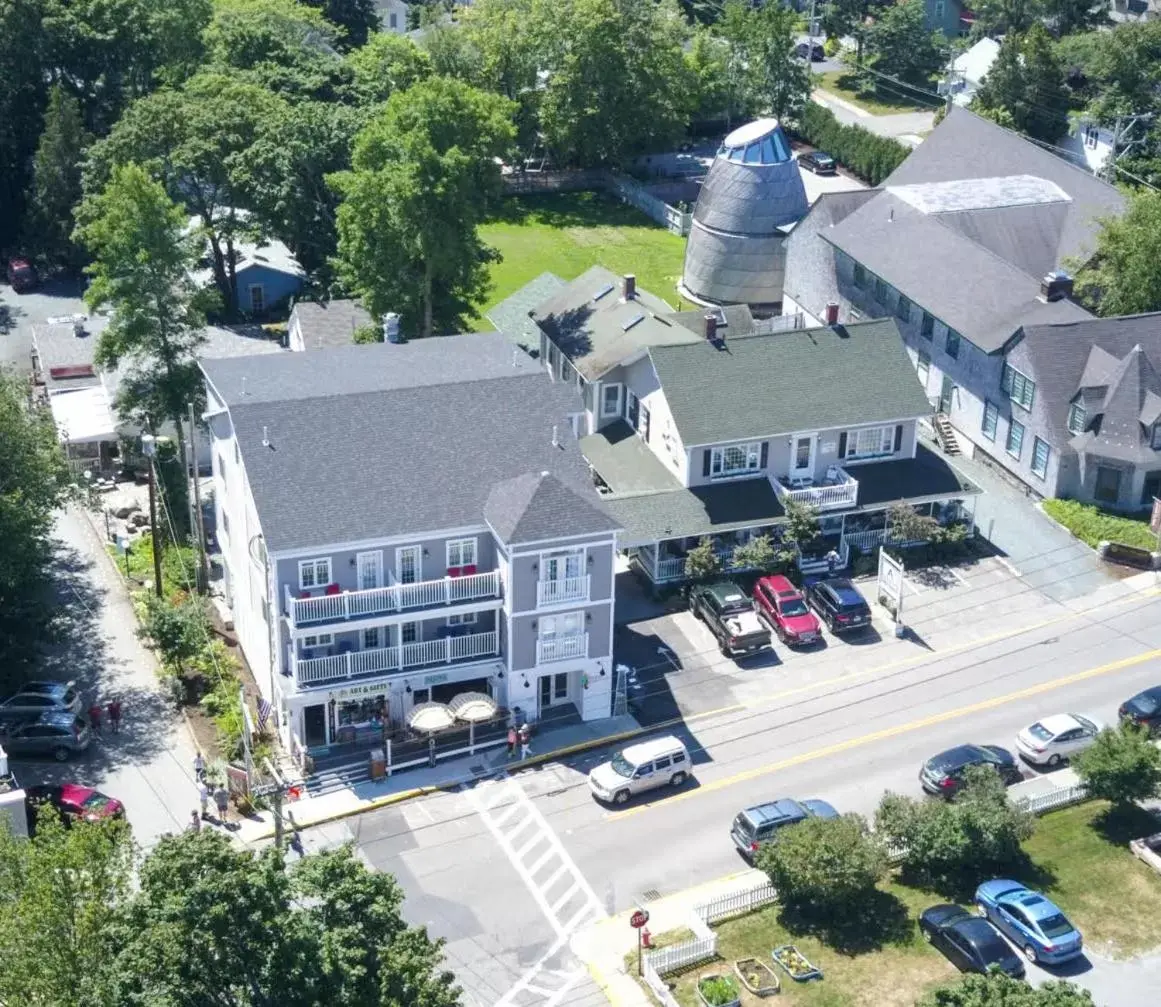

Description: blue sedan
[974,880,1083,965]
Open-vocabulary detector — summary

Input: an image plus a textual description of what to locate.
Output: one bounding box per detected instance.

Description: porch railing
[293,630,499,686]
[842,528,888,553]
[771,468,859,512]
[285,570,501,627]
[649,548,750,584]
[536,575,590,607]
[537,632,588,664]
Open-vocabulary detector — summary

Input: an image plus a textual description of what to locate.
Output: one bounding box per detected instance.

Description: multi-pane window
[448,612,477,626]
[981,401,998,441]
[853,263,867,289]
[303,633,333,649]
[299,558,331,589]
[916,350,930,385]
[363,627,381,650]
[874,277,890,306]
[1031,437,1050,478]
[845,426,895,460]
[1152,424,1161,449]
[1067,402,1087,435]
[710,442,762,479]
[920,312,934,340]
[401,622,417,644]
[896,294,911,323]
[1002,363,1035,410]
[601,383,622,418]
[446,538,477,569]
[1006,418,1025,459]
[945,329,961,360]
[540,612,583,638]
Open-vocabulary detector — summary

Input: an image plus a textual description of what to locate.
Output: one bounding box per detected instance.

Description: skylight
[593,283,615,301]
[622,313,645,331]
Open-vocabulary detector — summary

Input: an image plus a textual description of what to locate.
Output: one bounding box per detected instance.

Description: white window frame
[446,537,477,569]
[601,383,623,418]
[710,441,762,479]
[543,549,584,581]
[356,550,383,591]
[1002,363,1035,410]
[401,622,417,644]
[916,350,930,385]
[1067,402,1087,435]
[1006,418,1025,459]
[945,328,961,360]
[298,558,332,590]
[249,284,265,314]
[1084,125,1099,150]
[981,400,998,441]
[395,545,421,584]
[539,611,583,638]
[1031,436,1050,479]
[363,627,381,649]
[845,425,894,460]
[303,632,333,649]
[448,612,478,626]
[934,0,945,18]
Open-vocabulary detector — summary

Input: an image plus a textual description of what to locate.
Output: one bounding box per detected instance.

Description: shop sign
[424,672,450,686]
[330,682,389,700]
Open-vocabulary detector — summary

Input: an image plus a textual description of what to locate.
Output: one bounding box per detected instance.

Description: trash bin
[368,747,386,780]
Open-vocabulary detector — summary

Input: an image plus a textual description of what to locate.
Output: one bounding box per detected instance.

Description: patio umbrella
[449,691,498,724]
[407,702,455,733]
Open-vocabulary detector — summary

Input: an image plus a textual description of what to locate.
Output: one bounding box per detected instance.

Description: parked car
[1014,713,1102,767]
[0,680,82,719]
[920,744,1022,797]
[1119,685,1161,736]
[918,904,1025,978]
[798,150,836,174]
[588,736,690,805]
[730,797,838,861]
[794,42,826,61]
[804,578,871,633]
[753,575,821,646]
[5,257,37,292]
[24,783,124,831]
[0,712,92,762]
[974,881,1084,965]
[690,581,772,657]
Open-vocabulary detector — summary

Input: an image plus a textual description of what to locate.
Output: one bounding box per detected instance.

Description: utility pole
[142,434,163,598]
[188,403,209,592]
[942,50,958,115]
[1101,113,1153,183]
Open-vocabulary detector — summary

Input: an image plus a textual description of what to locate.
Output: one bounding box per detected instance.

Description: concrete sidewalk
[235,712,643,844]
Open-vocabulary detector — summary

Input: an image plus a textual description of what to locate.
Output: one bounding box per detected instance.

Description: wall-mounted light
[587,554,594,565]
[522,676,530,689]
[423,548,430,557]
[598,662,606,677]
[531,562,538,573]
[531,620,537,630]
[404,682,412,694]
[496,670,505,680]
[586,612,592,623]
[349,557,356,567]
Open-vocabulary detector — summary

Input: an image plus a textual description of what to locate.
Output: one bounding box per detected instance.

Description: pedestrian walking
[214,783,229,824]
[188,810,201,833]
[193,751,206,781]
[88,703,102,735]
[198,780,210,819]
[519,723,531,760]
[107,697,122,734]
[506,725,517,759]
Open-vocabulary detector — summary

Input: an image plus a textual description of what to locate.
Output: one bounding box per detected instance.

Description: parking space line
[947,566,970,587]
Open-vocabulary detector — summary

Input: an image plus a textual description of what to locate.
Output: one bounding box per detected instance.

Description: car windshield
[82,793,111,811]
[780,599,809,617]
[609,755,635,778]
[720,594,749,614]
[1028,722,1054,742]
[1132,692,1159,714]
[1038,913,1075,939]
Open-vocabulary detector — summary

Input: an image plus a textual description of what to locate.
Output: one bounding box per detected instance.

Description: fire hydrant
[641,927,653,948]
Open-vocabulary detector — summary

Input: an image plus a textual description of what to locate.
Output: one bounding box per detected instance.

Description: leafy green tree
[0,370,73,686]
[139,591,208,671]
[968,0,1044,34]
[1072,724,1161,809]
[1043,0,1107,35]
[782,500,822,550]
[875,766,1034,891]
[1074,189,1161,316]
[1061,21,1161,125]
[0,808,134,1007]
[26,84,91,270]
[307,0,379,48]
[684,536,722,579]
[973,28,1069,143]
[866,0,946,87]
[821,0,893,69]
[685,26,730,125]
[716,0,811,123]
[331,77,516,337]
[887,500,940,544]
[919,972,1095,1007]
[76,164,209,461]
[732,533,778,573]
[0,0,47,250]
[756,813,885,918]
[347,30,433,104]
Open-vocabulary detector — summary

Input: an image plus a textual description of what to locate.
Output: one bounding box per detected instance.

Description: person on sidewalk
[214,783,229,824]
[194,751,205,781]
[188,810,201,833]
[107,697,122,734]
[519,723,531,760]
[507,725,517,759]
[198,780,210,819]
[88,704,102,735]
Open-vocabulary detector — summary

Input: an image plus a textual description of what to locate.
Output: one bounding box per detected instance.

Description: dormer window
[1153,423,1161,450]
[1067,402,1086,435]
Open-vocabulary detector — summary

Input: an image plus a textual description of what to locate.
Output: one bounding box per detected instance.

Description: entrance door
[539,675,553,711]
[939,374,955,414]
[303,704,327,747]
[544,550,583,584]
[1095,465,1122,504]
[396,545,421,584]
[357,551,382,590]
[789,435,814,482]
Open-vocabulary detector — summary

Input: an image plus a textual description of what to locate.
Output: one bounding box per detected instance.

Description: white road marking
[998,557,1023,578]
[947,565,970,587]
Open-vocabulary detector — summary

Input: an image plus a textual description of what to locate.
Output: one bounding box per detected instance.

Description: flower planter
[771,945,822,982]
[696,973,741,1007]
[734,958,780,996]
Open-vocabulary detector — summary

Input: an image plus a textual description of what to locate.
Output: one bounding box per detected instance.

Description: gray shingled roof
[579,421,681,495]
[484,471,619,544]
[531,265,691,380]
[647,319,932,447]
[486,272,566,353]
[291,300,373,350]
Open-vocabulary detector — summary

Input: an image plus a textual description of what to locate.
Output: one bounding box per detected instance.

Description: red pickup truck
[753,575,821,646]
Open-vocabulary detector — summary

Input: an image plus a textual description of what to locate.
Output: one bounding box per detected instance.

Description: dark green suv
[690,581,772,657]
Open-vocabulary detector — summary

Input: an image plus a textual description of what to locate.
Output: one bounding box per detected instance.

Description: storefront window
[337,696,387,728]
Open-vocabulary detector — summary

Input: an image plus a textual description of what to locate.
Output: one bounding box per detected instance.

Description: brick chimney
[704,312,718,342]
[622,274,636,300]
[825,302,840,325]
[1040,271,1074,303]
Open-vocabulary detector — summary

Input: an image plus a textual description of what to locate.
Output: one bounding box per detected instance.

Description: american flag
[257,697,273,732]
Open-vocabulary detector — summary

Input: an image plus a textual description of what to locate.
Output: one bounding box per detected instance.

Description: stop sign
[630,909,650,929]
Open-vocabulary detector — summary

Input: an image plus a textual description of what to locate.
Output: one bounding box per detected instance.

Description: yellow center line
[604,646,1161,822]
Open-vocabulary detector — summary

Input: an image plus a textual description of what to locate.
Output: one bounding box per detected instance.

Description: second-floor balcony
[536,575,590,607]
[291,629,500,688]
[285,569,501,629]
[771,467,858,512]
[537,632,588,664]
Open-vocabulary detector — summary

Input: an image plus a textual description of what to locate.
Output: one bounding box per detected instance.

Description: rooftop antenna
[262,425,270,448]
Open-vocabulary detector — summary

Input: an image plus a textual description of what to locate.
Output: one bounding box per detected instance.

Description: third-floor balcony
[536,575,590,607]
[537,632,588,664]
[284,569,501,629]
[770,467,859,512]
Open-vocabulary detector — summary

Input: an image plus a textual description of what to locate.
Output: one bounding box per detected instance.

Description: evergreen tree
[26,84,91,270]
[973,27,1069,143]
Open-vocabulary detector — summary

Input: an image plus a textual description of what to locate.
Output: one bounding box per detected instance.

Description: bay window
[843,425,896,460]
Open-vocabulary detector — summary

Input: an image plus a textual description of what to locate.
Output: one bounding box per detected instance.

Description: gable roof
[647,319,932,447]
[484,471,618,545]
[486,272,567,353]
[290,300,373,350]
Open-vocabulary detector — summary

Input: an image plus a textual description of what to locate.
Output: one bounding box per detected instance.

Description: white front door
[790,435,815,482]
[396,546,421,584]
[356,551,382,590]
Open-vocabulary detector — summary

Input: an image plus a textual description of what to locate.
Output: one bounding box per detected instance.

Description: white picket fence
[1015,782,1089,815]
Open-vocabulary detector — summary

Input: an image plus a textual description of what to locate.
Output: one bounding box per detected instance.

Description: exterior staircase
[933,413,961,456]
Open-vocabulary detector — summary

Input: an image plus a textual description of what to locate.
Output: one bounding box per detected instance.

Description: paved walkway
[811,89,935,144]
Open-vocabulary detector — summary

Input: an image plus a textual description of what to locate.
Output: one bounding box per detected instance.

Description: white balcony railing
[293,630,500,686]
[285,570,501,627]
[536,575,590,607]
[537,632,588,664]
[771,468,859,512]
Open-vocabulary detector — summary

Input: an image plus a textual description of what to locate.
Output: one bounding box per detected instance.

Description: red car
[6,257,38,292]
[753,575,822,646]
[24,783,124,830]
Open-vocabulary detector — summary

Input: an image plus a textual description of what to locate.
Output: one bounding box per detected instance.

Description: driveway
[0,277,90,374]
[810,89,935,144]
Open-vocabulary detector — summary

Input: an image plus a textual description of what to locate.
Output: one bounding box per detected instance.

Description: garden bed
[734,958,779,996]
[1042,499,1157,551]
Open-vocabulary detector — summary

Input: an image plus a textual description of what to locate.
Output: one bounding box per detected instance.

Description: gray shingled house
[201,333,620,765]
[287,299,373,351]
[781,107,1125,498]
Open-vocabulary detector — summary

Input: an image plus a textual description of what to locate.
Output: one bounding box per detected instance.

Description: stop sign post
[631,908,650,975]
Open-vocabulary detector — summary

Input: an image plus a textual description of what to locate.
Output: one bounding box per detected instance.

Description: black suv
[804,578,871,633]
[1119,685,1161,735]
[920,744,1022,797]
[730,798,838,861]
[690,581,772,657]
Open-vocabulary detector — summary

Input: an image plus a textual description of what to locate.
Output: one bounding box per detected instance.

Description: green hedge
[791,103,910,186]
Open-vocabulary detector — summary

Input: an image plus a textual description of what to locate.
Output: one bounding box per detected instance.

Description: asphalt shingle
[484,472,619,545]
[290,300,373,350]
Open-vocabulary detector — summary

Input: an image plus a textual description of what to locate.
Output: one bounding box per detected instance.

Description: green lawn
[471,192,688,330]
[636,802,1161,1007]
[1042,498,1158,551]
[816,71,938,116]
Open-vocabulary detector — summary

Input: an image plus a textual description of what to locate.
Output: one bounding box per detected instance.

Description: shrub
[1072,724,1161,809]
[790,103,910,185]
[139,593,209,675]
[698,975,739,1006]
[1042,498,1157,551]
[684,536,722,579]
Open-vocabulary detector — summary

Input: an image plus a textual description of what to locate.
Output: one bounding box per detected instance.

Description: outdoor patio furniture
[325,583,341,595]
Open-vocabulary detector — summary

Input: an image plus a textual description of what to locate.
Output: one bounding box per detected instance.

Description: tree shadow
[1093,804,1161,847]
[896,852,1058,905]
[487,191,657,230]
[777,889,913,956]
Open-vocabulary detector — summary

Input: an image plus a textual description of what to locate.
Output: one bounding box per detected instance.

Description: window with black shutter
[838,432,848,458]
[703,450,712,477]
[894,425,903,452]
[759,442,768,468]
